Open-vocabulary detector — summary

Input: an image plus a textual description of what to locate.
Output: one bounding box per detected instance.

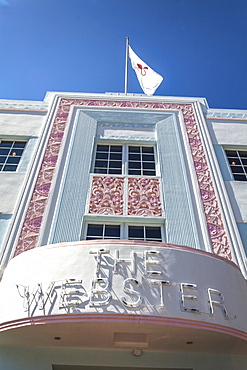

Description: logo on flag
[128,46,163,96]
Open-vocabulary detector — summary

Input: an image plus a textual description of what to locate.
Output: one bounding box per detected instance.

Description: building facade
[0,92,246,369]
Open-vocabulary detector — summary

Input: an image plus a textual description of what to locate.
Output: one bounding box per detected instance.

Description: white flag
[128,46,163,96]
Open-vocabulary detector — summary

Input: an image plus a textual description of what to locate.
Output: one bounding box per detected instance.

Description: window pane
[143,170,156,176]
[129,153,141,161]
[97,145,109,152]
[231,166,244,174]
[94,168,107,174]
[128,161,141,169]
[129,146,140,153]
[86,236,102,240]
[6,156,21,164]
[142,147,154,153]
[11,149,24,156]
[142,154,155,162]
[128,226,144,239]
[95,160,107,168]
[0,156,6,164]
[0,141,13,148]
[228,158,240,165]
[109,160,122,168]
[3,165,17,171]
[146,227,162,241]
[110,153,122,160]
[225,150,238,157]
[233,174,246,181]
[143,162,155,169]
[104,225,120,238]
[0,149,10,155]
[96,152,108,160]
[13,142,26,149]
[240,152,247,158]
[87,224,103,237]
[111,146,122,152]
[108,168,122,174]
[129,169,141,175]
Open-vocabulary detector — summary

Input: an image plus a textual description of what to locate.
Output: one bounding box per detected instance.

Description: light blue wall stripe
[18,137,38,173]
[237,223,247,256]
[213,145,232,181]
[51,112,97,243]
[157,116,198,248]
[0,214,12,251]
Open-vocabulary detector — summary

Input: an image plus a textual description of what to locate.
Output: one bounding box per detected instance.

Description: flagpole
[124,37,129,94]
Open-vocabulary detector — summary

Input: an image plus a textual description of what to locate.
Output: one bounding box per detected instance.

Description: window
[85,223,162,242]
[93,144,156,176]
[94,145,122,174]
[128,146,156,176]
[225,150,247,181]
[0,140,26,172]
[128,226,162,242]
[86,224,120,240]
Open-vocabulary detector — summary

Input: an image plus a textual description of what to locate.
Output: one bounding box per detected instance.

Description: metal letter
[208,288,229,319]
[114,249,136,275]
[122,278,142,308]
[180,283,200,313]
[89,248,109,273]
[144,250,162,276]
[59,279,84,308]
[150,280,170,307]
[89,277,112,307]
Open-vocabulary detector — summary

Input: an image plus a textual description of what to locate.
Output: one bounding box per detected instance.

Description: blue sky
[0,0,246,109]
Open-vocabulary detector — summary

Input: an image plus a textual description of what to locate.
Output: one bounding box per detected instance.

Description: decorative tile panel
[89,176,124,215]
[128,178,162,216]
[14,98,232,261]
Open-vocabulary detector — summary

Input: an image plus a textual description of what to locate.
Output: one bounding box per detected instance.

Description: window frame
[225,149,247,181]
[91,142,159,177]
[83,221,165,242]
[0,140,27,172]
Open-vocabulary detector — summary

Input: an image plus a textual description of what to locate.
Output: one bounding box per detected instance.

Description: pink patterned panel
[128,178,162,216]
[14,98,232,261]
[89,176,124,215]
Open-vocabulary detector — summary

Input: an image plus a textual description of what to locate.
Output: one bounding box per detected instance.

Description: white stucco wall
[0,112,45,137]
[207,118,247,224]
[207,119,247,146]
[225,182,247,222]
[0,107,47,253]
[0,173,26,213]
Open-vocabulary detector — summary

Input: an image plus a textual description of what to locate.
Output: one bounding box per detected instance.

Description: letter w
[16,282,55,312]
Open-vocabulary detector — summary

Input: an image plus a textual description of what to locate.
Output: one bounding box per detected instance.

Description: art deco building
[0,92,246,369]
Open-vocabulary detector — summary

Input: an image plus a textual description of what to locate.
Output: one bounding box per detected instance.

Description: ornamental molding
[97,122,155,128]
[14,98,232,260]
[96,135,156,141]
[206,112,247,119]
[0,103,48,111]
